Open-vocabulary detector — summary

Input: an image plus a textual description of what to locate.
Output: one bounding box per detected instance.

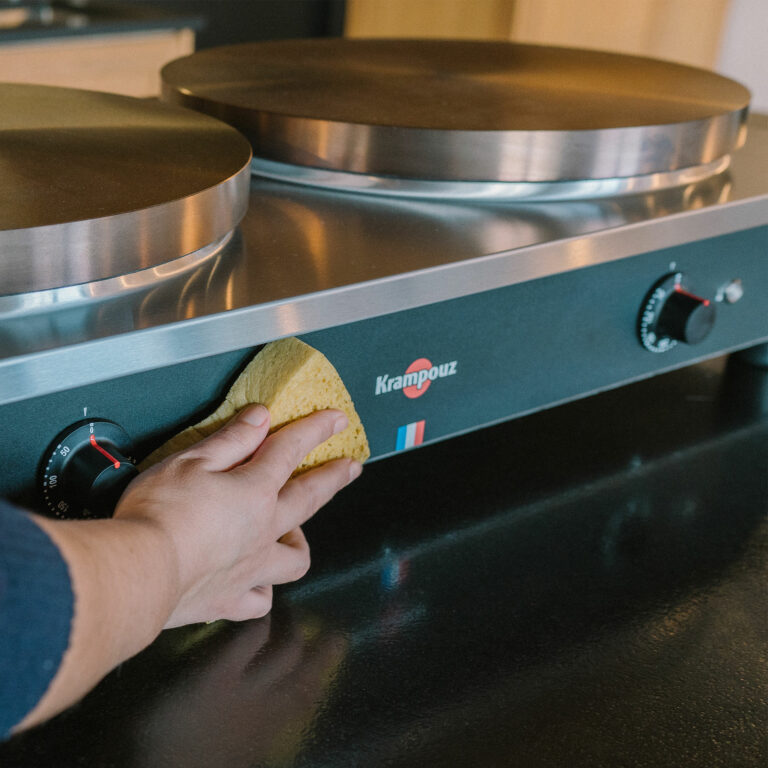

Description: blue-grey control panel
[1,225,766,512]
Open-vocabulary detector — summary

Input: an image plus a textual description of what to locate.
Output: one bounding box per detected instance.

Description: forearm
[8,406,358,734]
[15,515,180,732]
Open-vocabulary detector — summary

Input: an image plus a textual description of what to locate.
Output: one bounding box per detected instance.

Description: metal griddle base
[2,355,766,767]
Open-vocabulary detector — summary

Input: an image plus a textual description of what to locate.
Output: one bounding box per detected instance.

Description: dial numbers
[40,419,137,519]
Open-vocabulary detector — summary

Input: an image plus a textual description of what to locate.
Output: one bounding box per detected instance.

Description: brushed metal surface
[0,117,765,406]
[0,233,233,318]
[249,156,731,200]
[161,39,749,183]
[0,83,252,295]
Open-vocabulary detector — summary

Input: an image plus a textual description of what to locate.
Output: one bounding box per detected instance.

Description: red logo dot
[403,358,432,399]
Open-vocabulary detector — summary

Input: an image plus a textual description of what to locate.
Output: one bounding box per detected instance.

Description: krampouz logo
[375,357,458,399]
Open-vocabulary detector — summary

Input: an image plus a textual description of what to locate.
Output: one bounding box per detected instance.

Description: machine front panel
[1,226,765,510]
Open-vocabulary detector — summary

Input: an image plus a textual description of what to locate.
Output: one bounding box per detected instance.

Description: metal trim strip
[0,197,764,406]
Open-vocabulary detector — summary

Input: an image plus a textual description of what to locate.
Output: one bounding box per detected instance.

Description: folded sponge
[139,337,370,472]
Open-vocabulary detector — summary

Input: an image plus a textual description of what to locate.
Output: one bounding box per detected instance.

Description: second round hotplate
[161,39,750,184]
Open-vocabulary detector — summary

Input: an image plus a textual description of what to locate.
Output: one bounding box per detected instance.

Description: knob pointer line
[674,285,711,306]
[89,434,121,469]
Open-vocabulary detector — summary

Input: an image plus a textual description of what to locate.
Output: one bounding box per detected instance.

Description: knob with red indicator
[39,419,138,518]
[638,273,716,353]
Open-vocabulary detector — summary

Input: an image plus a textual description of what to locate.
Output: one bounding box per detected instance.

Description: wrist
[108,515,182,641]
[35,515,180,657]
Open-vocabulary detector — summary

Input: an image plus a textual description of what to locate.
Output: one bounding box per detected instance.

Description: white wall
[717,0,768,112]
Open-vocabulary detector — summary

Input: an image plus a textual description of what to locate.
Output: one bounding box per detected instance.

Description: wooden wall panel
[345,0,514,40]
[345,0,731,69]
[511,0,730,68]
[644,0,731,68]
[0,29,195,97]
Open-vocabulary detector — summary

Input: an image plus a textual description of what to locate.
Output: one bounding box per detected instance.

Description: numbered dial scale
[40,420,137,519]
[638,273,717,353]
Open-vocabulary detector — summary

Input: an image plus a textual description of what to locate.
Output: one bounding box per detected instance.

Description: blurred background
[0,0,764,109]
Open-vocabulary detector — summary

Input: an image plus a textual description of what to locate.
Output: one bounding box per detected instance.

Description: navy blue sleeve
[0,502,73,738]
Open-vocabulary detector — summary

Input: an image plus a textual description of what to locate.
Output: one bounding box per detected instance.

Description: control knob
[638,273,716,353]
[39,419,138,518]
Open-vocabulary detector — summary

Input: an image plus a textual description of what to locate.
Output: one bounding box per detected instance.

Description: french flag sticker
[396,420,425,451]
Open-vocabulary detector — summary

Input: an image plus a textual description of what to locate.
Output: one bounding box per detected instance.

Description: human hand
[115,405,362,627]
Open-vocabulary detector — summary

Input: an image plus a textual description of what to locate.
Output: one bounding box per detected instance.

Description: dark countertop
[0,2,203,43]
[2,353,767,767]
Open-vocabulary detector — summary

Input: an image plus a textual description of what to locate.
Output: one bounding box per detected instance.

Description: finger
[278,526,308,550]
[276,458,362,535]
[223,585,273,622]
[186,405,271,472]
[237,409,348,490]
[259,528,312,585]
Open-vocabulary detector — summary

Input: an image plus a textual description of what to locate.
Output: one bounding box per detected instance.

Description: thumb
[191,405,271,472]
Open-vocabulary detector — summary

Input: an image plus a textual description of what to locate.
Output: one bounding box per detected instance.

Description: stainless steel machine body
[0,45,766,505]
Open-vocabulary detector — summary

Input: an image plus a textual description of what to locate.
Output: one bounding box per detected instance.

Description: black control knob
[638,273,716,353]
[40,419,138,518]
[656,286,716,345]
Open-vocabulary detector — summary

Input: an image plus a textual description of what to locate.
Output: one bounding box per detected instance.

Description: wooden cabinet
[510,0,729,69]
[0,28,194,97]
[345,0,730,69]
[345,0,513,40]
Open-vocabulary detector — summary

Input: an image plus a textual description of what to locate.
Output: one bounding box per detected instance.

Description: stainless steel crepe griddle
[0,40,765,517]
[0,40,765,768]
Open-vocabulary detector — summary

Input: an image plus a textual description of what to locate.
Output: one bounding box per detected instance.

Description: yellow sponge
[140,337,370,471]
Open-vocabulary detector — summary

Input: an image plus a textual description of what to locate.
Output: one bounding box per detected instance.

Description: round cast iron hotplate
[161,39,749,184]
[1,83,252,296]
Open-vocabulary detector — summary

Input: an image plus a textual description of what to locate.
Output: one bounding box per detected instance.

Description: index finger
[237,409,349,490]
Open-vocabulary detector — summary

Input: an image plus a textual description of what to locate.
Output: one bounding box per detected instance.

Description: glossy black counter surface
[2,355,767,767]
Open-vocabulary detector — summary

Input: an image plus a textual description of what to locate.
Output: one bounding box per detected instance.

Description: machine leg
[733,342,768,369]
[719,343,768,421]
